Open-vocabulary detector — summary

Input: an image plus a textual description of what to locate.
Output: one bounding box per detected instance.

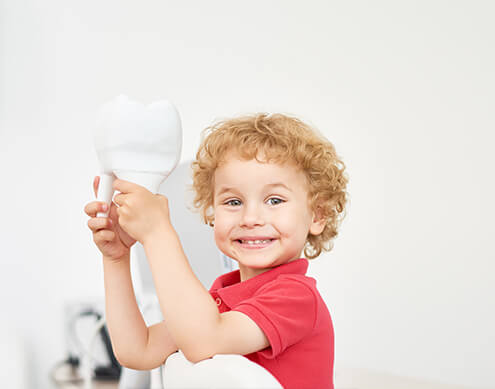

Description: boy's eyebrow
[216,182,292,197]
[264,182,293,192]
[216,186,237,197]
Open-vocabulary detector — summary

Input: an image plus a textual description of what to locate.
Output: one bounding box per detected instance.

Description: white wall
[1,1,494,388]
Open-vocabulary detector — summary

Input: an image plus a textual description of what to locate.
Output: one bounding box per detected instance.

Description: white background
[1,1,494,388]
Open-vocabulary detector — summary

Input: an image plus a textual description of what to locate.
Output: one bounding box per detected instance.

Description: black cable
[69,309,121,380]
[93,311,122,379]
[99,320,122,373]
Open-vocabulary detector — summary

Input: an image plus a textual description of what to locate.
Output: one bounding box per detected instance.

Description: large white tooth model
[94,94,182,217]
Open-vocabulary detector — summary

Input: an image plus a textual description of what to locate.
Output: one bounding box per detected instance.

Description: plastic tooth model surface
[94,94,182,217]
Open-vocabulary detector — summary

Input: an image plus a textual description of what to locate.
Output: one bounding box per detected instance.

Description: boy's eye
[267,197,284,205]
[225,199,242,206]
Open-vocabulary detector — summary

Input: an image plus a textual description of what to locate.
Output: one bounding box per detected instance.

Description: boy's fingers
[84,201,109,217]
[94,230,115,243]
[113,179,141,194]
[87,217,112,232]
[113,193,129,207]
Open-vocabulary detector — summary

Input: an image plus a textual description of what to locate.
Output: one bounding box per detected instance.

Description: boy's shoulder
[256,273,319,298]
[274,272,317,286]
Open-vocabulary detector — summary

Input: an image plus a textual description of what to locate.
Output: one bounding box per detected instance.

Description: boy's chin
[237,257,289,270]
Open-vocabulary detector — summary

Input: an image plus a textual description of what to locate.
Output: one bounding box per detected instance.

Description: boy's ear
[309,207,326,236]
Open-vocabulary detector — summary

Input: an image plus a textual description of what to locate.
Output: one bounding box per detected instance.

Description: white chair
[161,351,282,389]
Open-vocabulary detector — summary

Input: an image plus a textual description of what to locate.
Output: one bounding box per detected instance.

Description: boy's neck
[237,258,299,282]
[238,264,269,282]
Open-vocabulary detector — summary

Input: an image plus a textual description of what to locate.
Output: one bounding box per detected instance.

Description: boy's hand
[85,176,136,260]
[112,179,172,245]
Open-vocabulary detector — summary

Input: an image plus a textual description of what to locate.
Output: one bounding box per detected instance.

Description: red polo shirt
[209,258,334,389]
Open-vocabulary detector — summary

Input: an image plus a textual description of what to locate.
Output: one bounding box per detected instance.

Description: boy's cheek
[213,217,230,242]
[212,228,227,254]
[214,212,238,232]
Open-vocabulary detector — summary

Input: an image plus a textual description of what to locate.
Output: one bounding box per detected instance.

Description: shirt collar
[210,258,309,308]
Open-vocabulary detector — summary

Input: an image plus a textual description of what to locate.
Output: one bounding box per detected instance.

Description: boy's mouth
[235,238,275,249]
[238,239,272,244]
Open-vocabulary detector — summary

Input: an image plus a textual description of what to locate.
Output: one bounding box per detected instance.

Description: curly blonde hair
[191,113,348,259]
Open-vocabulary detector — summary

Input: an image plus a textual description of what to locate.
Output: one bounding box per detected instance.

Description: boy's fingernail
[102,204,108,211]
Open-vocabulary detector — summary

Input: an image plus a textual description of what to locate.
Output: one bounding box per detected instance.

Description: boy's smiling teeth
[238,239,272,244]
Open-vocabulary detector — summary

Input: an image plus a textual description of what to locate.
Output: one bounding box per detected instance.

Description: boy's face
[212,155,324,279]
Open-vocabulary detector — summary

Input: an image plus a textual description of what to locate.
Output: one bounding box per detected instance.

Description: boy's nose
[240,203,265,227]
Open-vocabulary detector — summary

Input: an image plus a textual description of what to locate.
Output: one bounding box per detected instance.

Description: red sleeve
[232,276,317,359]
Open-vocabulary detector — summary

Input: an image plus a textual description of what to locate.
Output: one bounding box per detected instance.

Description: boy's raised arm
[103,253,178,369]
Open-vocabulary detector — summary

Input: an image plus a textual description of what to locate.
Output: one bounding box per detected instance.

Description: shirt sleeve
[232,275,318,359]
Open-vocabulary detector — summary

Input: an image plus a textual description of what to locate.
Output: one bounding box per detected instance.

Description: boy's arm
[143,228,269,363]
[103,253,178,369]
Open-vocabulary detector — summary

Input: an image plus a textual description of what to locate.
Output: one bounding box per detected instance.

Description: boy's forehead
[214,155,308,190]
[218,150,295,168]
[217,153,297,172]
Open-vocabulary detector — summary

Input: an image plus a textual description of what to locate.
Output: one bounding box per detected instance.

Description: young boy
[85,113,348,389]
